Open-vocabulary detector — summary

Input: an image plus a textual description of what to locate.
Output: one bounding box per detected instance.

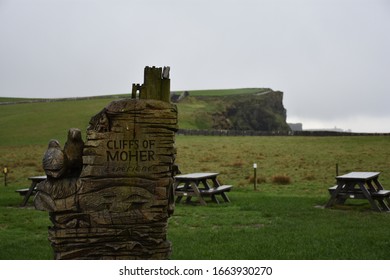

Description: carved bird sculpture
[63,128,84,177]
[43,139,66,178]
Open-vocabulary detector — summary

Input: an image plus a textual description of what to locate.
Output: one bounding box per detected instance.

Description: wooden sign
[35,66,178,259]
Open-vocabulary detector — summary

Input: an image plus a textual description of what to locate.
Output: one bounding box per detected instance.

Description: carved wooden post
[35,66,177,259]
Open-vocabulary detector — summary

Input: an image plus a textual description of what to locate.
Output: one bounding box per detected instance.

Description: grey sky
[1,0,389,132]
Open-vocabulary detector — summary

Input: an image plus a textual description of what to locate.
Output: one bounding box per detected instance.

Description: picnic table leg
[325,183,345,208]
[373,178,383,188]
[173,181,183,203]
[21,181,38,207]
[190,182,207,206]
[369,179,390,211]
[367,180,379,192]
[212,178,220,188]
[201,179,212,189]
[211,194,220,204]
[376,199,390,212]
[221,192,231,203]
[382,195,390,209]
[374,178,390,207]
[359,182,382,212]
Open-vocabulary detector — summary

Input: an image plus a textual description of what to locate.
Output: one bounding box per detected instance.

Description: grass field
[1,95,390,259]
[0,98,114,146]
[1,134,390,259]
[0,88,282,137]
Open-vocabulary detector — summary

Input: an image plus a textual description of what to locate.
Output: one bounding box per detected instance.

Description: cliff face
[173,89,290,132]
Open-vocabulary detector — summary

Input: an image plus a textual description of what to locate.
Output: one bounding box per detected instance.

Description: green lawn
[1,135,390,259]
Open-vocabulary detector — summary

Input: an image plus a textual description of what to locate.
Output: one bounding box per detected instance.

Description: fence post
[3,167,8,187]
[253,163,257,190]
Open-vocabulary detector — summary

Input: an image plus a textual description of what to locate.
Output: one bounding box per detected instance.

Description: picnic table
[16,175,46,207]
[325,172,390,212]
[173,172,232,206]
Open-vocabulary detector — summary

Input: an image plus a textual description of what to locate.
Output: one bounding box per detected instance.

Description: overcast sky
[1,0,389,132]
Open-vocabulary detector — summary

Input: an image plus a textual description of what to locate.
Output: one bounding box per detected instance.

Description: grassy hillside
[0,98,114,146]
[0,88,288,145]
[0,97,45,103]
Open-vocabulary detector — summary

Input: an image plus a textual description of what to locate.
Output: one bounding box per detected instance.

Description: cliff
[172,89,290,132]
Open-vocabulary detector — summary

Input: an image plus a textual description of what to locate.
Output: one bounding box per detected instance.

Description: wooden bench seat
[371,190,390,198]
[15,188,36,196]
[199,185,233,195]
[174,185,194,196]
[328,185,363,195]
[200,185,232,203]
[175,190,194,196]
[328,185,365,199]
[175,185,233,204]
[328,185,337,194]
[329,186,390,199]
[175,185,232,195]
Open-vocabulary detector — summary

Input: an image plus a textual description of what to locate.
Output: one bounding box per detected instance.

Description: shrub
[230,160,244,168]
[271,174,292,185]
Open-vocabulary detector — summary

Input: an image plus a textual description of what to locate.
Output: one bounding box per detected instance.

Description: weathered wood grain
[34,67,177,259]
